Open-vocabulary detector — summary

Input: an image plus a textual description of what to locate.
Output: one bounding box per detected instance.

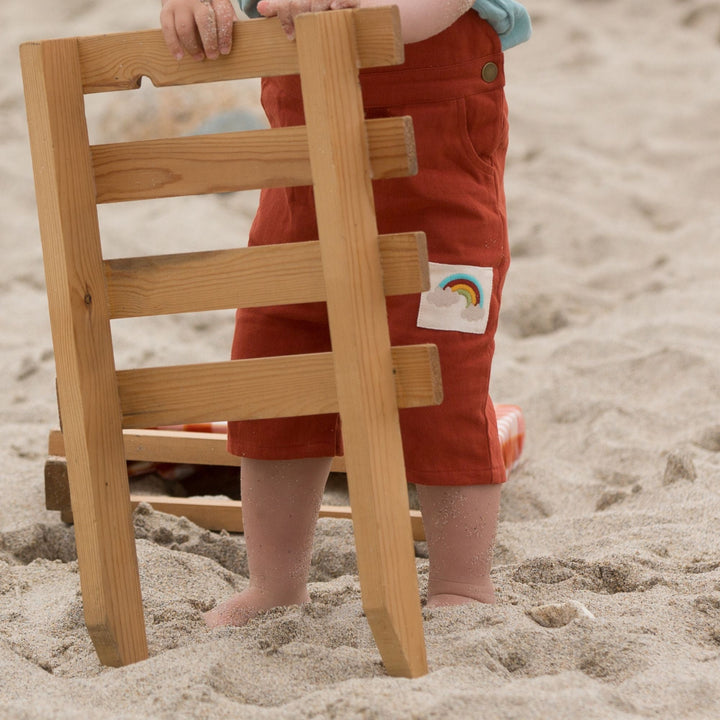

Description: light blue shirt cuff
[240,1,532,50]
[472,0,532,50]
[240,1,261,19]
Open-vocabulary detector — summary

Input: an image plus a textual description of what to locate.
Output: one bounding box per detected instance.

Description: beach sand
[2,0,720,717]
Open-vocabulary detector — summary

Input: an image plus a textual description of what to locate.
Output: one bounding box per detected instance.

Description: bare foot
[426,578,496,608]
[426,592,495,608]
[204,586,310,628]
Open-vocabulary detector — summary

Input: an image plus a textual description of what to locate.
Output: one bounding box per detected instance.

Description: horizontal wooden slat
[129,496,425,540]
[76,8,402,93]
[43,473,426,539]
[116,343,441,429]
[91,116,416,203]
[49,428,347,472]
[44,454,425,538]
[104,232,428,319]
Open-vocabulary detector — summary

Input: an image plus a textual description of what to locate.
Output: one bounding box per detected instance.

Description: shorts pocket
[458,90,507,175]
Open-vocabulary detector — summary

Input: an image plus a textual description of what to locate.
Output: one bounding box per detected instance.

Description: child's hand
[160,0,238,61]
[256,0,359,41]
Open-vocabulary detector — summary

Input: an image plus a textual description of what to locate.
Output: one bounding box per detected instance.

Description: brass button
[481,61,499,83]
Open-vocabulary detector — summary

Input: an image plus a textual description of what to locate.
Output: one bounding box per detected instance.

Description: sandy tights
[204,457,331,627]
[416,483,501,607]
[204,458,501,627]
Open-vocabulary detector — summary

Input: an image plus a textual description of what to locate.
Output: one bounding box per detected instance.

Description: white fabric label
[417,262,494,334]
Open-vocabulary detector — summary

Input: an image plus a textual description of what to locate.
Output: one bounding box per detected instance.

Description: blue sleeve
[241,1,531,50]
[240,0,261,18]
[472,0,532,50]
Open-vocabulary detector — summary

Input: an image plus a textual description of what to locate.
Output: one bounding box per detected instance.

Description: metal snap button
[481,61,499,83]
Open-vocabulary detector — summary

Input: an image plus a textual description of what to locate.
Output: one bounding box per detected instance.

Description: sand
[2,0,720,717]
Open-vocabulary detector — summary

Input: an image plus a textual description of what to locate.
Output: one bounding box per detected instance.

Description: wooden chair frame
[21,8,441,677]
[44,429,429,542]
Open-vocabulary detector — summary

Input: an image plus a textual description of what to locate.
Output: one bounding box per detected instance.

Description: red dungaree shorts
[228,11,510,486]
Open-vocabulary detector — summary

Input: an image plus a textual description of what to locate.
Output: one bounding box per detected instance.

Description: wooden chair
[20,7,441,678]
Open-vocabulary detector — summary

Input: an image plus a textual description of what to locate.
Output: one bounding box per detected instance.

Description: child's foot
[425,578,496,608]
[426,591,495,608]
[204,586,310,628]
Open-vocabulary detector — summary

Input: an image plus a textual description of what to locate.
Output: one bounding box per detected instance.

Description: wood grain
[91,116,416,203]
[296,10,428,678]
[77,8,402,93]
[20,39,148,667]
[49,428,346,472]
[23,7,429,677]
[104,232,428,318]
[115,344,440,429]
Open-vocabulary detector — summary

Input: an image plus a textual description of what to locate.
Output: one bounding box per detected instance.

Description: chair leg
[61,418,148,666]
[20,38,148,668]
[296,11,428,678]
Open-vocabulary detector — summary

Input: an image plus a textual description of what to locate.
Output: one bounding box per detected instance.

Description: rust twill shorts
[228,11,510,486]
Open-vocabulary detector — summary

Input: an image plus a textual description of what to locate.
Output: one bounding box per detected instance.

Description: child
[159,0,530,627]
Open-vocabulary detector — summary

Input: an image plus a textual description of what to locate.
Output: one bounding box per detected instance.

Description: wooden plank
[115,344,441,429]
[104,232,428,318]
[77,8,402,93]
[129,496,425,541]
[296,11,427,678]
[45,457,72,512]
[91,116,416,203]
[43,474,426,539]
[132,495,248,532]
[49,428,347,472]
[20,39,147,667]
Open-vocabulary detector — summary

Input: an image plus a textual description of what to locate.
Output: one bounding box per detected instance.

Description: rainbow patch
[418,262,493,335]
[439,273,484,308]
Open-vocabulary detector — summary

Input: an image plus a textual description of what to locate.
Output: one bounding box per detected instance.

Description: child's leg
[204,457,332,627]
[416,483,501,607]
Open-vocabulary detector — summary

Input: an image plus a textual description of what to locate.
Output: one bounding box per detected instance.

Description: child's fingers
[213,0,238,55]
[193,0,221,59]
[259,0,298,40]
[160,5,190,60]
[255,0,275,18]
[160,0,236,62]
[258,0,358,40]
[168,6,206,60]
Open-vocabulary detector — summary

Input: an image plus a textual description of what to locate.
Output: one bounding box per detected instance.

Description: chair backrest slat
[104,231,428,319]
[91,116,416,203]
[116,344,440,429]
[78,8,402,93]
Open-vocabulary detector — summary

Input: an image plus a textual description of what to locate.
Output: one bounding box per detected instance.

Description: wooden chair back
[21,8,440,677]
